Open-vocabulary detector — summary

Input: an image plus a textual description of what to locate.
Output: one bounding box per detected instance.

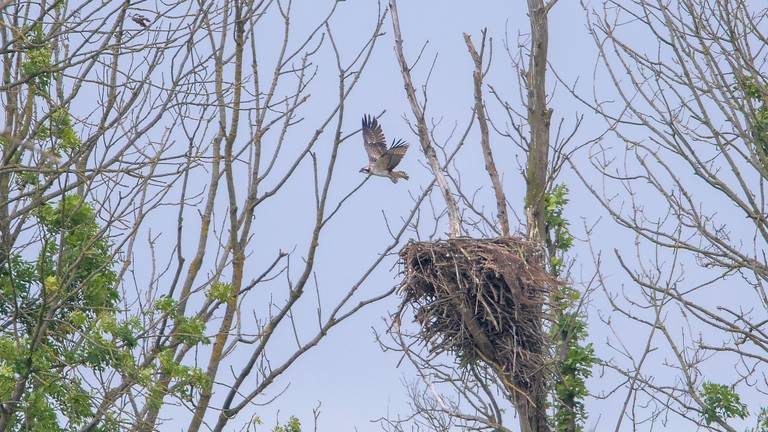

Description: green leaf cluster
[36,195,119,311]
[700,382,748,425]
[156,350,211,401]
[20,23,52,92]
[752,105,768,157]
[552,312,595,432]
[752,407,768,432]
[207,281,233,302]
[154,295,177,313]
[544,184,574,276]
[175,316,210,346]
[143,296,211,401]
[0,195,127,431]
[152,295,210,346]
[273,416,302,432]
[544,184,595,432]
[33,107,82,159]
[740,76,768,162]
[48,107,81,151]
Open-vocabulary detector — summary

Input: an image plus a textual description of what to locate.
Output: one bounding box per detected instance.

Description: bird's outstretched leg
[389,171,409,183]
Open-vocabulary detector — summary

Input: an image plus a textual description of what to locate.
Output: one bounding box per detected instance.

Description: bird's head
[359,167,370,174]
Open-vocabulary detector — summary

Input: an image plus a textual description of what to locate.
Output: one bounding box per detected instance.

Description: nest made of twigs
[396,236,560,390]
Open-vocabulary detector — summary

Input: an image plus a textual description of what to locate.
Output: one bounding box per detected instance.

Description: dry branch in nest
[396,237,561,396]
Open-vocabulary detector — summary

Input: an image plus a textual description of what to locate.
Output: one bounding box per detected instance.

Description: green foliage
[36,195,119,310]
[32,107,82,159]
[1,195,119,332]
[700,382,748,425]
[0,196,124,430]
[147,292,212,401]
[110,317,142,349]
[552,312,595,432]
[154,294,210,345]
[752,407,768,432]
[741,76,763,100]
[3,12,211,429]
[740,76,768,161]
[207,281,233,302]
[154,295,178,314]
[20,23,52,92]
[14,171,40,188]
[157,350,211,401]
[0,193,198,430]
[20,21,82,160]
[544,184,595,432]
[544,184,574,276]
[752,105,768,156]
[175,316,210,346]
[49,107,81,151]
[273,416,302,432]
[0,255,35,315]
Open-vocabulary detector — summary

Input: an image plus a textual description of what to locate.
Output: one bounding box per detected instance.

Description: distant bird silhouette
[132,14,151,28]
[359,114,409,183]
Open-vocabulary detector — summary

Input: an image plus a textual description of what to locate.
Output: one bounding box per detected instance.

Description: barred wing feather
[374,139,408,171]
[362,114,387,163]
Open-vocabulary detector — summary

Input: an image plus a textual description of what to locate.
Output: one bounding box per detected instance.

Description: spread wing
[362,114,387,163]
[373,139,408,170]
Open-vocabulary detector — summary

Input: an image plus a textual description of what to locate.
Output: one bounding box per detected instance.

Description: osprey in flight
[359,114,409,183]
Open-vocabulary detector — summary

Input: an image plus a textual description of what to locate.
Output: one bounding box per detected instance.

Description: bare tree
[382,1,589,432]
[578,0,768,429]
[0,1,429,431]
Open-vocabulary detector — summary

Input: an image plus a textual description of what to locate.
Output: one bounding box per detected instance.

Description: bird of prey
[359,114,409,183]
[132,14,151,28]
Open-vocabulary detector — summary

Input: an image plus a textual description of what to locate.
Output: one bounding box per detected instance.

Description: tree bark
[521,1,553,432]
[524,0,553,246]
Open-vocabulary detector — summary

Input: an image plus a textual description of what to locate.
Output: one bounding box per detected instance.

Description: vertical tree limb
[186,1,247,430]
[520,1,553,432]
[524,0,553,246]
[389,0,461,238]
[464,30,510,238]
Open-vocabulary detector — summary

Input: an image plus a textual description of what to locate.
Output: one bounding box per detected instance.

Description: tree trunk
[521,1,553,432]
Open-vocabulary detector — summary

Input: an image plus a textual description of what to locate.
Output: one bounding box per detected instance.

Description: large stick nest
[397,237,560,390]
